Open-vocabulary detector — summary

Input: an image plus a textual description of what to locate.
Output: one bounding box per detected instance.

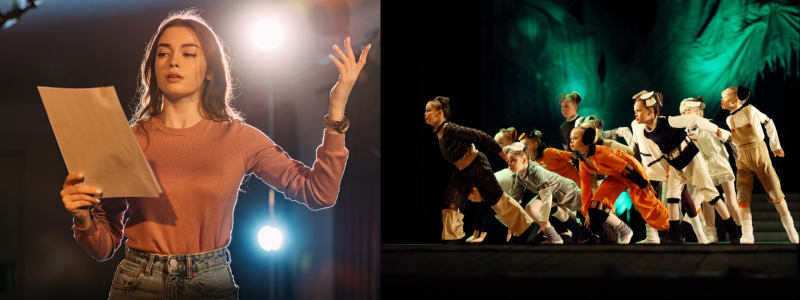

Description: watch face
[337,118,350,131]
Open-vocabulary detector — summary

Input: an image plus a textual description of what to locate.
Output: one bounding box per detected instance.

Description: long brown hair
[130,9,244,148]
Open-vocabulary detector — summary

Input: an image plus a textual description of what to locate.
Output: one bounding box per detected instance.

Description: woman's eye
[184,53,197,57]
[157,53,168,57]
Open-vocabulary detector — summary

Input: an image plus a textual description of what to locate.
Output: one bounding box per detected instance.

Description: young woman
[60,10,369,299]
[569,119,670,244]
[720,86,798,244]
[633,90,740,244]
[679,96,742,243]
[424,97,536,243]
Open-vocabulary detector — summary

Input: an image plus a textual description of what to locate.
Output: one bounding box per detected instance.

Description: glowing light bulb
[258,226,283,251]
[252,19,283,50]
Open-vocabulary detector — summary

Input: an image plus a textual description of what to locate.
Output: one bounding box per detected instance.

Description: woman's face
[720,88,739,111]
[155,26,211,101]
[521,137,539,157]
[561,100,577,119]
[633,101,653,124]
[424,102,444,125]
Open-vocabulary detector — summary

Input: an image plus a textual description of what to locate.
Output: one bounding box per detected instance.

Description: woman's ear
[206,71,213,81]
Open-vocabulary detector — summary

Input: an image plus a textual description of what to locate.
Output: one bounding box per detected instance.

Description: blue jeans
[109,246,239,299]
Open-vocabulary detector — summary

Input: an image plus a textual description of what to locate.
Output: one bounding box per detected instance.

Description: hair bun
[571,91,582,104]
[435,96,450,106]
[737,86,750,101]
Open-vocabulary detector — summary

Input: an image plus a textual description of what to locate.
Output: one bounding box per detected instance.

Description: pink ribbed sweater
[72,117,348,260]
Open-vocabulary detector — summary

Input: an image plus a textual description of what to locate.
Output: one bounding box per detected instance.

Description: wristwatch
[323,114,349,133]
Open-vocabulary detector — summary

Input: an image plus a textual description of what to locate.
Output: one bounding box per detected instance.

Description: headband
[633,90,662,107]
[681,96,704,108]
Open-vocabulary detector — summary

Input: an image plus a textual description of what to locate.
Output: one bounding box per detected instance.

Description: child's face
[633,101,652,124]
[681,105,701,116]
[507,154,527,173]
[495,136,511,148]
[720,88,739,111]
[155,26,211,101]
[561,100,577,119]
[424,102,443,125]
[521,137,538,157]
[569,128,590,153]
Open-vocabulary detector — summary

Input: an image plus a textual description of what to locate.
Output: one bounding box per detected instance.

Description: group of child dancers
[423,87,798,244]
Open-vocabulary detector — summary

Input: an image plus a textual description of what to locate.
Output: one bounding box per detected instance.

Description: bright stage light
[252,19,283,50]
[258,226,283,251]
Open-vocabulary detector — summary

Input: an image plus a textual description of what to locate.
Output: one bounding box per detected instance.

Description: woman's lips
[167,77,183,83]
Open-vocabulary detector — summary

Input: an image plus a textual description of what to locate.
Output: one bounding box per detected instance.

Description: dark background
[381,0,800,244]
[0,0,379,299]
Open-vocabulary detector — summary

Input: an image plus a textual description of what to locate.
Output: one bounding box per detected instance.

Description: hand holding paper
[38,86,162,199]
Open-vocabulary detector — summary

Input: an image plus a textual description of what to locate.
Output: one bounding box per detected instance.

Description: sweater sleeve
[72,197,128,261]
[447,124,503,154]
[236,123,348,210]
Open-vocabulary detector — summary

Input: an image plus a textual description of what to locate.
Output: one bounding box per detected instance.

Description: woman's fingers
[345,37,356,69]
[64,193,100,205]
[332,45,349,73]
[329,55,345,73]
[356,44,371,72]
[63,173,84,189]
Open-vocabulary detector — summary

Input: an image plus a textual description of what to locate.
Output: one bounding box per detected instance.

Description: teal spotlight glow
[614,191,632,222]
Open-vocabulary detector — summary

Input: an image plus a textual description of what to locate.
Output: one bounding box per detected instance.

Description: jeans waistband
[124,246,231,278]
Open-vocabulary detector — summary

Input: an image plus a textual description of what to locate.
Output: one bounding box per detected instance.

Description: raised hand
[328,37,371,120]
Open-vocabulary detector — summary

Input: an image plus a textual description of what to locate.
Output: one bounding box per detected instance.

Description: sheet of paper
[38,86,162,198]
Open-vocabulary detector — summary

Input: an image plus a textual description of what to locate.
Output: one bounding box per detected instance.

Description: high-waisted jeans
[109,246,239,300]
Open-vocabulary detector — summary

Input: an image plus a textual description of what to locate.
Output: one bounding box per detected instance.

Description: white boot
[781,215,799,244]
[441,209,465,240]
[704,226,718,244]
[740,220,755,244]
[636,223,660,244]
[687,216,709,244]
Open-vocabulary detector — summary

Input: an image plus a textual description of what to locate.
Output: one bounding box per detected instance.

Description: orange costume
[534,148,581,185]
[579,146,670,230]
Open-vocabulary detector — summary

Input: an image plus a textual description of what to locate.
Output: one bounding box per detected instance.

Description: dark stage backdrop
[382,0,800,244]
[0,0,379,299]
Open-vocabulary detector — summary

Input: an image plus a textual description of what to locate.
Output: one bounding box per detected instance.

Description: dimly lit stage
[382,244,798,298]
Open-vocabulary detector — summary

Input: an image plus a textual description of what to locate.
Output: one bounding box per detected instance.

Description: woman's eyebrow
[156,43,200,48]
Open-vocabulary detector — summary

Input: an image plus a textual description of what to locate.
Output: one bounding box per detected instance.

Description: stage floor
[382,243,799,298]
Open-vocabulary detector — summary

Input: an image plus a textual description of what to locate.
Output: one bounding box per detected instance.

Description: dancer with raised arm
[720,86,798,243]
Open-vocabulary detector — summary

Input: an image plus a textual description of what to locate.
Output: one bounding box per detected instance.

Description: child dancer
[507,143,634,244]
[615,121,704,244]
[633,90,740,244]
[679,96,742,243]
[720,87,798,243]
[518,130,613,243]
[424,96,536,243]
[569,119,670,244]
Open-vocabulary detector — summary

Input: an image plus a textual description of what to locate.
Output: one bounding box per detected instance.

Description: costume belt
[664,137,692,161]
